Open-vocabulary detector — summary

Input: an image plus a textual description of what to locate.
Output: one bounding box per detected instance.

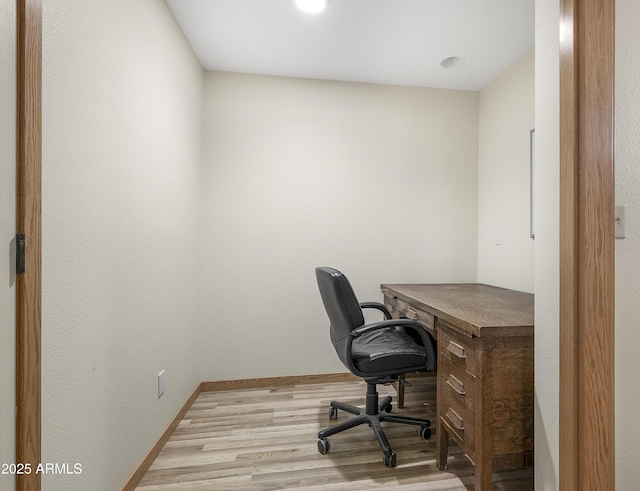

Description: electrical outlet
[158,370,165,398]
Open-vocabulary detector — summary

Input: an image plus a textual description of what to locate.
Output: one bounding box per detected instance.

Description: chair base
[317,382,432,467]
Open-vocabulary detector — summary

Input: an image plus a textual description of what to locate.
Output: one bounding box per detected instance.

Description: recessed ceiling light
[440,56,466,69]
[295,0,329,14]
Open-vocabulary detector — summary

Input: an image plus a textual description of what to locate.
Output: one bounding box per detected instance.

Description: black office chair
[315,266,436,467]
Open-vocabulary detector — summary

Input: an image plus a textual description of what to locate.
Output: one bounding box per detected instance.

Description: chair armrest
[359,302,392,320]
[351,318,423,337]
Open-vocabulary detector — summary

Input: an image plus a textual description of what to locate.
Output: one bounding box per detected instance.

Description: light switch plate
[615,206,626,239]
[494,228,502,245]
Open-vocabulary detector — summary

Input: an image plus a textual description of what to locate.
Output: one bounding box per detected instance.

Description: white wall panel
[0,1,17,489]
[42,1,203,488]
[534,1,561,489]
[615,1,640,488]
[477,48,535,293]
[200,72,480,380]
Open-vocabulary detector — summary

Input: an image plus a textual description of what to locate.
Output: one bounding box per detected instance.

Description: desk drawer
[382,292,398,316]
[396,299,435,332]
[439,356,476,454]
[439,320,477,377]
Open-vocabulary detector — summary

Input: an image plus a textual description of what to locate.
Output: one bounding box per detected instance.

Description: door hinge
[16,233,25,274]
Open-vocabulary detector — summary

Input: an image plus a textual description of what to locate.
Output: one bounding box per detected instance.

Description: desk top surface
[381,283,534,337]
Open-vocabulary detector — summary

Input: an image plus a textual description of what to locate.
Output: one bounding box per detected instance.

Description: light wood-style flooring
[136,376,533,490]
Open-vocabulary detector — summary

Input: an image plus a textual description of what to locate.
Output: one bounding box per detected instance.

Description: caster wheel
[329,407,338,420]
[318,438,331,455]
[418,425,432,440]
[383,452,397,467]
[383,403,392,413]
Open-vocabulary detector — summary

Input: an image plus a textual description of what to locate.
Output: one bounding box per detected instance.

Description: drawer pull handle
[445,407,465,431]
[446,340,466,359]
[446,374,466,396]
[406,307,419,321]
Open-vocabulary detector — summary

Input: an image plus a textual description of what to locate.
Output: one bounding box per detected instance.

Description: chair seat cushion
[352,328,427,374]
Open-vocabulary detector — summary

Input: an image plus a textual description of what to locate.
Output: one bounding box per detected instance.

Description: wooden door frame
[16,0,42,489]
[559,0,615,489]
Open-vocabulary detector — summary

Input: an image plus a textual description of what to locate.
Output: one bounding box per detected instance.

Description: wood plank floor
[136,377,533,490]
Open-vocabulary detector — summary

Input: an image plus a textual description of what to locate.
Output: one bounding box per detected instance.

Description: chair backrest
[315,267,364,370]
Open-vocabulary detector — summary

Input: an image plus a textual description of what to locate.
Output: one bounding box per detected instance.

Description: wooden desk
[381,283,534,491]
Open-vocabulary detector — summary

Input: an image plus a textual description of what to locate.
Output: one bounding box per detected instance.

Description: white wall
[200,72,480,381]
[477,48,535,293]
[534,1,561,489]
[42,1,203,489]
[615,1,640,488]
[0,1,16,490]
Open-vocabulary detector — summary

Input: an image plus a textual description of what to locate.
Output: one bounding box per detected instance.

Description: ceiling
[166,0,534,91]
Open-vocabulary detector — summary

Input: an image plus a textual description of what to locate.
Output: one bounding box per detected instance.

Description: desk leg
[436,418,449,470]
[475,456,493,491]
[396,374,405,408]
[395,314,406,408]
